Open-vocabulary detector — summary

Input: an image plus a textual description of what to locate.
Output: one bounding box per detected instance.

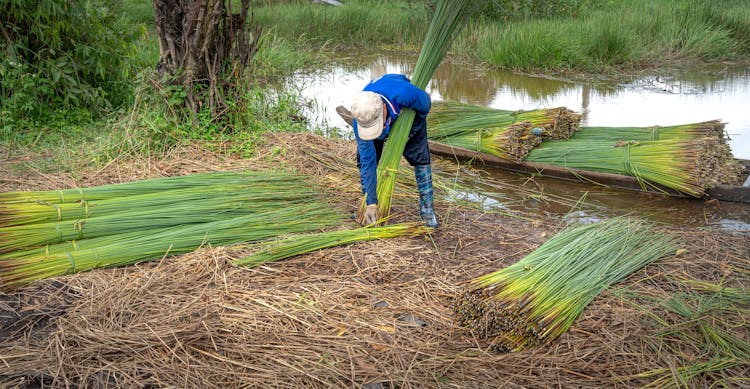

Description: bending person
[342,74,438,228]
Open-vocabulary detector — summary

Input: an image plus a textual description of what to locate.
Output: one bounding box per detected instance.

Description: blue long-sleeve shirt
[353,74,431,205]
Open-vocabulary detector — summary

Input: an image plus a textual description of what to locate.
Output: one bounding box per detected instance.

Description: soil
[0,132,748,388]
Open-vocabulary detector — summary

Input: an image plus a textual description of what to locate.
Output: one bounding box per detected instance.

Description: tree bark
[152,0,261,118]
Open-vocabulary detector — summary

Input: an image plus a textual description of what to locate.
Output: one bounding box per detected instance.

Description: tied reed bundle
[0,181,317,227]
[429,100,582,141]
[0,205,344,290]
[426,101,581,161]
[234,223,429,267]
[364,0,474,225]
[526,137,742,196]
[0,171,276,204]
[454,217,676,352]
[574,120,729,143]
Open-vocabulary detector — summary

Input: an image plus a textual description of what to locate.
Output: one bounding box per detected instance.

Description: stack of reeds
[427,100,582,161]
[454,217,676,352]
[526,120,745,196]
[364,0,474,225]
[0,171,345,290]
[573,120,729,142]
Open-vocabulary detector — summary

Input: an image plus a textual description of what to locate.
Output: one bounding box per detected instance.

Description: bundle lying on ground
[234,223,429,267]
[0,191,313,252]
[0,171,275,204]
[454,217,676,352]
[365,0,474,224]
[427,101,582,161]
[526,137,742,197]
[0,182,314,227]
[0,171,348,289]
[0,205,343,290]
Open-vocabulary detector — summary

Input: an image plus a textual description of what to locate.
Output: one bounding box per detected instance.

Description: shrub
[0,0,139,122]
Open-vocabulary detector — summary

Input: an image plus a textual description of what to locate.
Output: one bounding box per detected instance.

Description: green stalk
[234,223,429,267]
[372,0,474,224]
[0,171,281,204]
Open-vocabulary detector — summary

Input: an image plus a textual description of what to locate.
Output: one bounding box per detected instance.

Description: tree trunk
[152,0,261,119]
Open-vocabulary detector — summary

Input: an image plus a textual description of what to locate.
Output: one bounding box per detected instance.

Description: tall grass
[468,0,749,72]
[253,1,429,49]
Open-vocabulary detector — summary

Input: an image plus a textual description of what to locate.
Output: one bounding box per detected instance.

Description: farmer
[338,73,438,228]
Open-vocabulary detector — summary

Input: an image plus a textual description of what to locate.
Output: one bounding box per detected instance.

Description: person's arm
[396,80,431,119]
[355,124,378,205]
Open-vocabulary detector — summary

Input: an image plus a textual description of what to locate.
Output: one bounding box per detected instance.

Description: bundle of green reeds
[526,137,742,196]
[234,223,429,267]
[573,120,729,143]
[429,100,582,141]
[454,217,676,352]
[0,171,276,204]
[0,182,315,227]
[0,206,343,290]
[364,0,474,225]
[431,121,538,161]
[0,171,348,289]
[0,191,317,252]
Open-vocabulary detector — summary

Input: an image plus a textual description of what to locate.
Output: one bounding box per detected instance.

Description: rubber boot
[414,164,438,228]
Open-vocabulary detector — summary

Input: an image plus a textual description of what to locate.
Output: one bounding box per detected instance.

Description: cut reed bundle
[429,100,582,142]
[0,182,317,227]
[0,194,313,252]
[366,0,474,224]
[431,121,539,161]
[234,223,429,267]
[0,205,344,290]
[574,120,728,143]
[454,217,676,352]
[526,138,742,196]
[0,171,281,204]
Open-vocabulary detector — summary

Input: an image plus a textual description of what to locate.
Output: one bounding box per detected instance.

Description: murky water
[290,52,750,232]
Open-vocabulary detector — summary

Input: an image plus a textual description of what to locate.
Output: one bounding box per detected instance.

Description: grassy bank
[256,0,750,73]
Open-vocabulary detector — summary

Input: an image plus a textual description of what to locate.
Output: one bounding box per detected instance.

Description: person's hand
[364,204,378,226]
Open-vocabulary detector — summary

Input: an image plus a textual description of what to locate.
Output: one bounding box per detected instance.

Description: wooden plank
[428,141,750,203]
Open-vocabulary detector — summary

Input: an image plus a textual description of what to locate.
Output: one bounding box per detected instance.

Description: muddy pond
[289,53,750,232]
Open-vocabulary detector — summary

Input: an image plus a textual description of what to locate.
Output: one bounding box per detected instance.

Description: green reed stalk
[234,223,429,267]
[372,0,473,224]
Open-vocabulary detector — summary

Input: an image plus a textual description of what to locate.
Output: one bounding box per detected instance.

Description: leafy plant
[0,0,139,121]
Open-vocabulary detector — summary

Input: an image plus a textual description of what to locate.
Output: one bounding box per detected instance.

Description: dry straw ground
[1,133,748,388]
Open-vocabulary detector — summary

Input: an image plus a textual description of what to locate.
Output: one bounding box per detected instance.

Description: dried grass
[1,133,747,387]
